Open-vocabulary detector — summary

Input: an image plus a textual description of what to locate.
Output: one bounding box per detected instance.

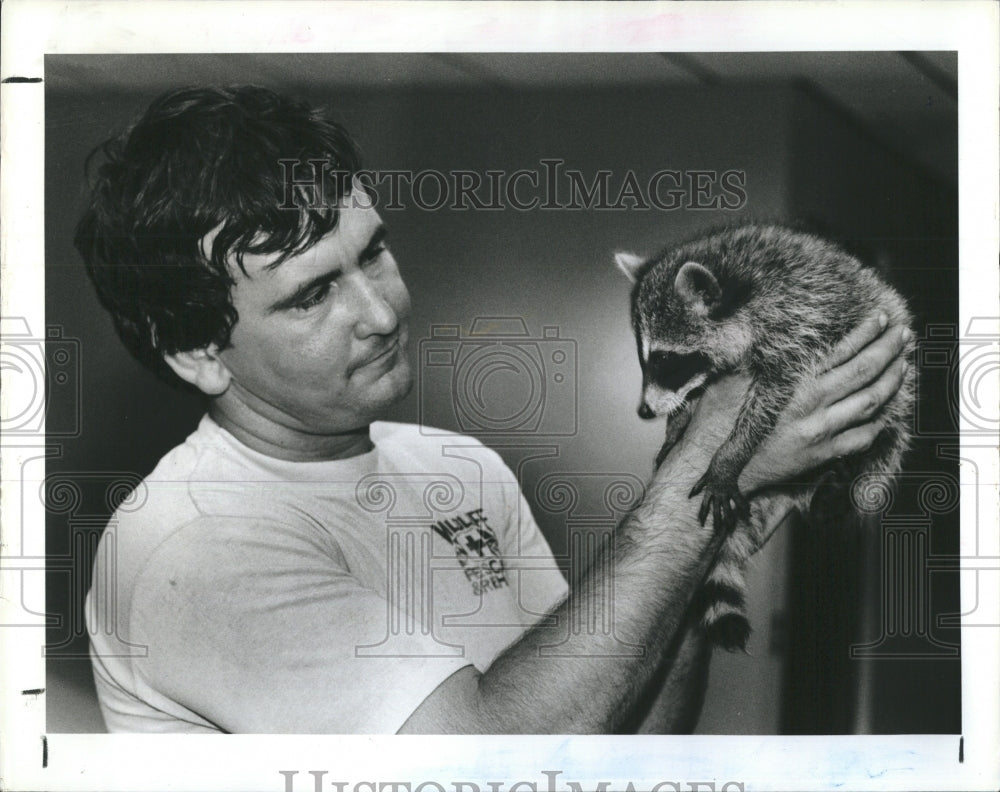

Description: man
[79,85,909,734]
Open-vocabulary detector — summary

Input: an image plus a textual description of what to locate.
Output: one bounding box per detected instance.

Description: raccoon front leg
[691,376,793,533]
[655,401,694,469]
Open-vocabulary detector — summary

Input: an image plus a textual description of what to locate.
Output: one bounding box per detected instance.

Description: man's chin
[366,361,414,413]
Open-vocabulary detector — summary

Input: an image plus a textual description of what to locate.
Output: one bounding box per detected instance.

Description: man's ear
[614,251,645,283]
[674,261,721,316]
[163,345,231,396]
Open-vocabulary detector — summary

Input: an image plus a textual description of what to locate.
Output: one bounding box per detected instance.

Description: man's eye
[295,283,332,310]
[362,245,388,267]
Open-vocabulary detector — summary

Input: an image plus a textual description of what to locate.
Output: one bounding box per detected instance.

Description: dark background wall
[43,53,959,735]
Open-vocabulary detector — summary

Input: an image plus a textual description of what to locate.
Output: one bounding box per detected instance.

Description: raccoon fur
[616,224,915,652]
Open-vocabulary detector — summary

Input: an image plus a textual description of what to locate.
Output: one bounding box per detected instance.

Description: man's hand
[740,311,911,494]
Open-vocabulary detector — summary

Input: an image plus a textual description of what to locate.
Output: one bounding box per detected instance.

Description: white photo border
[1,1,997,791]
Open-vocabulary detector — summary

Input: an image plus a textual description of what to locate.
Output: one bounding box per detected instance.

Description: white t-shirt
[86,416,568,733]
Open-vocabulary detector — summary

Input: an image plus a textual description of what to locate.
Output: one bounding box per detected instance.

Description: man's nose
[350,274,398,337]
[637,402,655,419]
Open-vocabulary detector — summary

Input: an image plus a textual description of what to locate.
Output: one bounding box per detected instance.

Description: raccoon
[616,224,915,651]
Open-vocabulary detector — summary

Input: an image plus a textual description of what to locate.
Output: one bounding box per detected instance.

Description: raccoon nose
[638,402,655,420]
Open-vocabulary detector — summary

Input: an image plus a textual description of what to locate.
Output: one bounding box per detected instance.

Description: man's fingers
[824,356,907,433]
[820,312,888,372]
[817,323,911,407]
[830,419,886,458]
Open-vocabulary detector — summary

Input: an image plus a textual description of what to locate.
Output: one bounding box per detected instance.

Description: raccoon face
[618,253,730,419]
[638,345,713,419]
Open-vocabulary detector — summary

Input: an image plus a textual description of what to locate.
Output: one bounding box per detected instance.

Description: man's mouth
[359,337,400,369]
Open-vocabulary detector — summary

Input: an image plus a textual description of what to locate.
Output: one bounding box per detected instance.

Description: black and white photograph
[1,2,997,791]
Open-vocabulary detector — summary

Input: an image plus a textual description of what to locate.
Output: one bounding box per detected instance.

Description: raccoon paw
[706,613,752,653]
[690,474,750,533]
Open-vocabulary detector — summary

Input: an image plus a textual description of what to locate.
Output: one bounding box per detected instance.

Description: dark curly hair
[74,85,362,384]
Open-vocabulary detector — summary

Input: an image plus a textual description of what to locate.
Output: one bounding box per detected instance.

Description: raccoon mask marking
[638,349,713,419]
[617,224,915,652]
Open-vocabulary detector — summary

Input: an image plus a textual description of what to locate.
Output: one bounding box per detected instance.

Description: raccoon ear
[675,261,722,316]
[615,251,645,283]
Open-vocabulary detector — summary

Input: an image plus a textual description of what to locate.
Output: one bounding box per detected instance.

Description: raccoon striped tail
[699,560,751,652]
[699,522,760,651]
[698,493,800,652]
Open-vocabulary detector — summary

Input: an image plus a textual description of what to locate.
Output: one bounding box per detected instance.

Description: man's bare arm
[399,314,909,734]
[401,414,730,733]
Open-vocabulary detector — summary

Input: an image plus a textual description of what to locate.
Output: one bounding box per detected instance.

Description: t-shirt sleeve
[487,454,569,620]
[504,490,569,620]
[128,516,471,734]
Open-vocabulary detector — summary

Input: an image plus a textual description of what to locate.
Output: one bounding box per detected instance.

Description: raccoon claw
[689,471,710,498]
[691,478,750,533]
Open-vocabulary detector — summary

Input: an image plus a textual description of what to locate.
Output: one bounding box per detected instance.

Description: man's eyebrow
[360,225,388,260]
[266,268,341,314]
[265,224,389,314]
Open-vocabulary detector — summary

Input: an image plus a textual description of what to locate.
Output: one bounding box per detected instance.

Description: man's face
[214,199,413,436]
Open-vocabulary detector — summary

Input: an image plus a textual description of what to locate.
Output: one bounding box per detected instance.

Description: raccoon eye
[647,351,712,391]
